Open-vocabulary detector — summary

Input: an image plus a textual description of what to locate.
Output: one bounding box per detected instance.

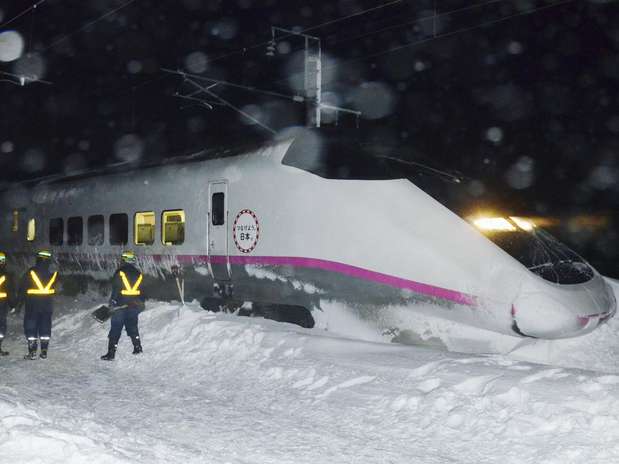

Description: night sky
[0,0,618,276]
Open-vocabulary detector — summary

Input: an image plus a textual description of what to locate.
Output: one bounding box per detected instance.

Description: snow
[0,30,24,63]
[0,279,618,463]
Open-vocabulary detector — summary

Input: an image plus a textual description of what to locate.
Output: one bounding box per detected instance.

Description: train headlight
[470,216,536,232]
[509,217,536,231]
[472,217,516,232]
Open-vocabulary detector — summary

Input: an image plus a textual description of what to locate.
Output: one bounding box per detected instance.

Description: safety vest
[120,271,143,296]
[27,270,58,296]
[0,276,6,299]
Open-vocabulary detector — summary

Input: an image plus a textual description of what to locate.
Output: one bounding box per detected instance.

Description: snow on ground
[0,279,617,464]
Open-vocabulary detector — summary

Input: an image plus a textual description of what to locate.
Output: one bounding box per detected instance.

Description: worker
[100,251,145,361]
[19,250,58,360]
[0,252,15,356]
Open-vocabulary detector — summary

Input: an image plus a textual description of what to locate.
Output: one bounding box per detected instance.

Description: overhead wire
[162,68,304,102]
[328,0,575,69]
[0,69,52,85]
[325,0,506,48]
[270,0,575,90]
[40,0,139,52]
[0,0,46,29]
[182,77,277,135]
[201,0,405,66]
[267,0,511,90]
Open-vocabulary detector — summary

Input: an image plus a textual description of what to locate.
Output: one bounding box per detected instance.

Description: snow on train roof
[23,137,287,190]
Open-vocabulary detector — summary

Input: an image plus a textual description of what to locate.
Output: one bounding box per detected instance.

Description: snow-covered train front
[0,128,614,340]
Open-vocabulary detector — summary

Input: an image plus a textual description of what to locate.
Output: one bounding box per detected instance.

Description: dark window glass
[110,213,129,245]
[486,229,594,285]
[212,193,225,226]
[88,215,104,246]
[67,217,83,246]
[49,218,63,246]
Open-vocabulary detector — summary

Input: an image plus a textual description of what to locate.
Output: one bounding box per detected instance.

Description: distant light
[472,217,516,232]
[0,141,14,153]
[507,41,524,55]
[485,126,503,144]
[510,216,535,231]
[127,60,143,74]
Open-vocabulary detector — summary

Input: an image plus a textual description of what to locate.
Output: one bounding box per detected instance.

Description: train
[0,128,615,340]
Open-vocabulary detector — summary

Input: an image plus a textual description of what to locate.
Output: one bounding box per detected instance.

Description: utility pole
[303,33,321,128]
[272,27,322,128]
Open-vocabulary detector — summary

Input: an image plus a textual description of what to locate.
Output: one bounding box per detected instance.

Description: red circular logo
[233,209,260,253]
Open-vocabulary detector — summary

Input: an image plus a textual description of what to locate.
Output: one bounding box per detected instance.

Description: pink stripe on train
[53,252,477,307]
[190,254,477,307]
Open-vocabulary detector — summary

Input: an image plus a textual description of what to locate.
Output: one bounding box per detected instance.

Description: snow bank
[0,390,130,464]
[1,292,619,463]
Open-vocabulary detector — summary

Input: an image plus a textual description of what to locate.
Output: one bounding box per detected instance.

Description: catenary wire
[40,0,139,52]
[326,0,507,48]
[275,0,574,92]
[268,0,543,90]
[202,0,405,66]
[0,0,46,29]
[327,0,575,69]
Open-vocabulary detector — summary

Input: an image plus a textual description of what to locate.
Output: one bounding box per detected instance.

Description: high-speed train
[0,128,615,339]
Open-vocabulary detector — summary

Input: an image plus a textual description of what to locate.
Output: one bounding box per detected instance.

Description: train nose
[511,293,614,339]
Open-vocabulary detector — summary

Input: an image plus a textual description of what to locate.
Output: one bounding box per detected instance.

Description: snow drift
[0,277,617,463]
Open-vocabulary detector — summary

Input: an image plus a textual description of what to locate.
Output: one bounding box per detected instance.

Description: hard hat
[37,250,52,259]
[121,251,137,263]
[0,252,6,264]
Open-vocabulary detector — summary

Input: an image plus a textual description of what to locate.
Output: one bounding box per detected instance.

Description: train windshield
[477,225,594,284]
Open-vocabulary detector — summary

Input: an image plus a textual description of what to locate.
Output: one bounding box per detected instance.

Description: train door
[208,181,231,281]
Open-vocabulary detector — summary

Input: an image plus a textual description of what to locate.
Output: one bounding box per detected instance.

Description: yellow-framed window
[134,211,155,246]
[26,218,36,242]
[162,210,185,246]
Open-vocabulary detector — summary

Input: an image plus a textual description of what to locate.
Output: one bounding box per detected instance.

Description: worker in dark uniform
[0,252,16,356]
[19,250,58,360]
[101,251,145,361]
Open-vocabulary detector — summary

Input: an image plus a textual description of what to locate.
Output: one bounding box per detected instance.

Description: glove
[109,299,118,308]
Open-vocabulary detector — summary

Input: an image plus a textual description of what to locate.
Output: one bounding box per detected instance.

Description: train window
[109,213,129,246]
[12,210,19,233]
[26,218,36,242]
[88,215,104,246]
[162,210,185,246]
[67,217,83,246]
[135,211,155,246]
[49,218,64,246]
[212,193,225,226]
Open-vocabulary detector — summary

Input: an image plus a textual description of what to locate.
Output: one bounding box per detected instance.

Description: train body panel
[0,130,614,340]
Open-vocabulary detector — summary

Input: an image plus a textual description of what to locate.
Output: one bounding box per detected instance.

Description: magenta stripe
[54,252,477,307]
[184,254,476,306]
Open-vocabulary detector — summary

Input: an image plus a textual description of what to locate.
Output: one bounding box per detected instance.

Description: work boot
[24,340,37,360]
[131,336,142,355]
[0,340,9,356]
[100,340,117,361]
[40,340,49,359]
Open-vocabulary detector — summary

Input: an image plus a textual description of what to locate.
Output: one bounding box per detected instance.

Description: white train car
[0,129,615,339]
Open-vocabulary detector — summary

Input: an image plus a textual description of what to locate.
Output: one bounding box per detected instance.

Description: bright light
[510,216,536,231]
[472,217,516,232]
